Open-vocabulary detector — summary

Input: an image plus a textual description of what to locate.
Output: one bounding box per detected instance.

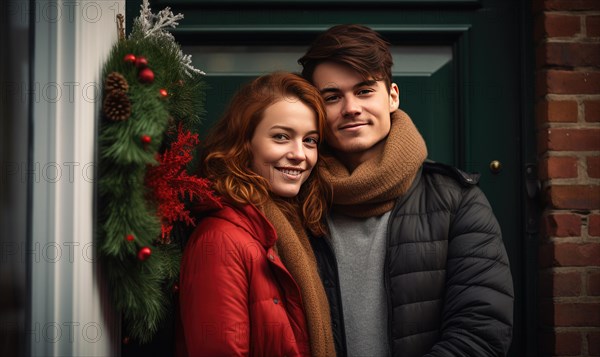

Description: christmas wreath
[98,0,220,343]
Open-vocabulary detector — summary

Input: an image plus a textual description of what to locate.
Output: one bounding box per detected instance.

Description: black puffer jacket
[311,161,514,357]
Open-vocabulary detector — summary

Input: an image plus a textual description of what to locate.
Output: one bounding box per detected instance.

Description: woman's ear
[389,83,400,112]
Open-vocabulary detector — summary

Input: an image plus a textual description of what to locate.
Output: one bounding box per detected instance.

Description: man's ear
[389,83,400,112]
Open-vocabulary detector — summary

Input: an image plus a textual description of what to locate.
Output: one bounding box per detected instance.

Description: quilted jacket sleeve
[179,230,250,356]
[426,185,514,357]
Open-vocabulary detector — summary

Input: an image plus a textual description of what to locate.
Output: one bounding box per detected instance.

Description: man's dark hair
[298,24,394,90]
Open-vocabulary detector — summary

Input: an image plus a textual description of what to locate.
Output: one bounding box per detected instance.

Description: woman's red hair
[200,72,331,236]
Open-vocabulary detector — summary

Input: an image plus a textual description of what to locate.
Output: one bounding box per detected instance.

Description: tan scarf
[261,200,336,357]
[321,110,428,217]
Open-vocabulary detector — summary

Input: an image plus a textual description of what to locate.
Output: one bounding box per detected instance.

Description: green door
[126,1,534,355]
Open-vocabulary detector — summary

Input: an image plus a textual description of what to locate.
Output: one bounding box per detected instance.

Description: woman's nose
[286,141,307,161]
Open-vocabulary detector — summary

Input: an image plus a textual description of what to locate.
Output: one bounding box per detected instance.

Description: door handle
[490,160,502,174]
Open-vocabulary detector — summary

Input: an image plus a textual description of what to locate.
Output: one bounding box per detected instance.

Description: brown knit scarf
[261,200,336,357]
[321,110,428,218]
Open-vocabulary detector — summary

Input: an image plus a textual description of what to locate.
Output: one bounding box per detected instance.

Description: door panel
[188,44,456,166]
[398,56,455,165]
[127,1,533,355]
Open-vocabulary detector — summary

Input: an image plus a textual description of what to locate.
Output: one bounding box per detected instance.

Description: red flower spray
[145,125,221,242]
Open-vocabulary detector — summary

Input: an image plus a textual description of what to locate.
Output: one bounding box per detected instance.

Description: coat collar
[211,203,278,248]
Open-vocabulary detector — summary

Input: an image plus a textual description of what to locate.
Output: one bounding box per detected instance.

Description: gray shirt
[328,210,391,357]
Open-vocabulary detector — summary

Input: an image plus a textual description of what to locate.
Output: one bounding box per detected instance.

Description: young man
[299,24,514,357]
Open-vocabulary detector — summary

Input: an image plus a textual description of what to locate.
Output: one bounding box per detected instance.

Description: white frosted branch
[134,0,205,76]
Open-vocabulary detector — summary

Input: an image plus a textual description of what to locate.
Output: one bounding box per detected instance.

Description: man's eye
[324,95,340,102]
[357,89,373,95]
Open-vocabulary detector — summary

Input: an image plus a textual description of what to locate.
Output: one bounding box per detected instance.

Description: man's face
[312,61,399,168]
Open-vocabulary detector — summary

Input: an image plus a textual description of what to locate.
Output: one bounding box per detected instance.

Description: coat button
[273,298,279,304]
[268,254,274,260]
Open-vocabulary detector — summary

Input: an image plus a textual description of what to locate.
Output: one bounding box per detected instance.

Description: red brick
[552,242,600,266]
[553,272,582,296]
[534,12,582,41]
[543,213,582,236]
[554,302,600,326]
[541,70,600,95]
[588,157,600,179]
[545,13,582,38]
[549,100,579,122]
[538,99,579,123]
[540,156,579,180]
[533,0,600,12]
[555,331,583,356]
[548,156,579,178]
[585,100,600,122]
[590,214,600,236]
[547,185,600,210]
[589,332,600,356]
[588,270,600,295]
[542,42,600,67]
[546,128,600,151]
[588,15,600,38]
[540,270,582,296]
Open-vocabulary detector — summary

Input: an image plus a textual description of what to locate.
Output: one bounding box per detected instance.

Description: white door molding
[30,1,124,355]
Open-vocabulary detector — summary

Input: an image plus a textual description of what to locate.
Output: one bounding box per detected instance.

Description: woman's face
[250,98,319,198]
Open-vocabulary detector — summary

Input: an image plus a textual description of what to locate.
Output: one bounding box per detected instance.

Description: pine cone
[103,90,131,121]
[105,72,129,93]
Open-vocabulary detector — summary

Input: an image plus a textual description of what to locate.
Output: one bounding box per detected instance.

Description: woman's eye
[273,133,288,140]
[304,137,319,146]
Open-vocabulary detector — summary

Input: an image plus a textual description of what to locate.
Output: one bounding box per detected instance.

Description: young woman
[177,72,336,357]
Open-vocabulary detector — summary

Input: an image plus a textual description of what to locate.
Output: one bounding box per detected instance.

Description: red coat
[177,203,311,357]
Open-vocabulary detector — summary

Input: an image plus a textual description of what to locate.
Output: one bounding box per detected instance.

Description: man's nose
[342,96,361,117]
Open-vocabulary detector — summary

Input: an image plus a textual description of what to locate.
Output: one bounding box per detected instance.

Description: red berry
[141,135,151,145]
[138,68,154,84]
[135,56,148,68]
[137,247,152,261]
[159,88,168,97]
[123,54,136,63]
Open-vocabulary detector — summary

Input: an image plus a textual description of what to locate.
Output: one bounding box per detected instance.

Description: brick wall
[534,0,600,356]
